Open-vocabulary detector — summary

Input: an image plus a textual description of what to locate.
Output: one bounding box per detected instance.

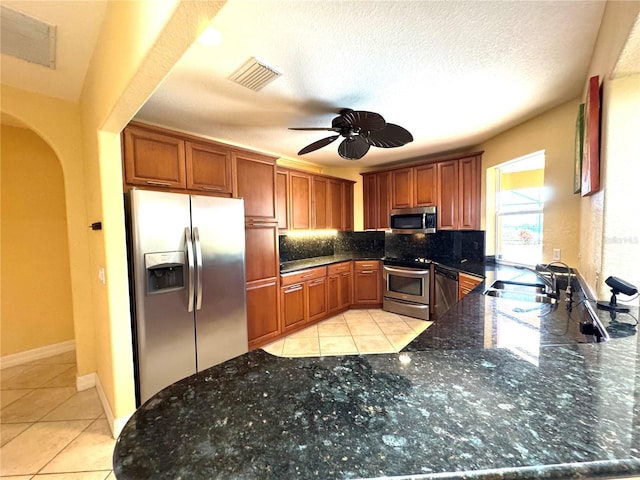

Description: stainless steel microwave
[390,206,436,233]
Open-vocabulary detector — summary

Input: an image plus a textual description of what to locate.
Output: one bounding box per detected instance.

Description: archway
[1,117,75,363]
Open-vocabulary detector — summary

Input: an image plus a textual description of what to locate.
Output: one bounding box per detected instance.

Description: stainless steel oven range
[382,257,431,320]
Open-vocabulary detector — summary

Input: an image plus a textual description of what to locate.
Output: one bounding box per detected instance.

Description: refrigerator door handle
[185,227,195,312]
[193,227,204,311]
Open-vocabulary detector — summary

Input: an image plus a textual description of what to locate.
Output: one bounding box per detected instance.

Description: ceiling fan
[289,108,413,160]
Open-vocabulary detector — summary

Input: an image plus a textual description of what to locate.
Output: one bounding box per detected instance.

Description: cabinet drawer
[328,261,352,276]
[354,260,380,272]
[281,266,327,286]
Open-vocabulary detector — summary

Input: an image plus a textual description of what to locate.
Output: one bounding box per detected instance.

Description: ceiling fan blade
[338,135,371,160]
[297,135,340,155]
[289,127,340,131]
[366,123,414,148]
[341,110,386,133]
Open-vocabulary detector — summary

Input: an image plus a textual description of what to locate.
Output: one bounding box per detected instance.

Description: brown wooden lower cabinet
[307,277,328,322]
[328,262,353,314]
[458,272,483,300]
[280,266,327,335]
[252,260,381,349]
[280,283,306,332]
[246,277,280,349]
[353,260,382,306]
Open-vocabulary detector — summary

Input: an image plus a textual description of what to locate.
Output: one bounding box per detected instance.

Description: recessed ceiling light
[198,26,222,46]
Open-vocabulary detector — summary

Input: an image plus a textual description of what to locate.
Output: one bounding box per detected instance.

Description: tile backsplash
[279,231,385,262]
[279,230,483,263]
[384,230,485,263]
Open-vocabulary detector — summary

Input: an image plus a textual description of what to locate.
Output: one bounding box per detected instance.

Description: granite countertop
[113,264,640,480]
[280,254,383,274]
[279,254,486,277]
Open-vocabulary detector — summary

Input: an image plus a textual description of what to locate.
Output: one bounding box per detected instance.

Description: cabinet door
[244,223,279,283]
[307,277,328,322]
[354,261,382,305]
[458,156,481,230]
[276,170,289,230]
[338,271,353,309]
[414,163,437,206]
[281,283,306,332]
[391,168,414,209]
[327,275,340,313]
[329,179,344,230]
[290,171,312,230]
[437,160,459,230]
[376,172,392,229]
[185,141,232,195]
[234,152,277,222]
[312,176,329,229]
[123,125,186,189]
[363,174,378,230]
[343,182,354,231]
[247,277,280,348]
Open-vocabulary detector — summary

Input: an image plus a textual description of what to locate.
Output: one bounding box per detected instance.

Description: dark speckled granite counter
[280,254,382,274]
[114,263,640,480]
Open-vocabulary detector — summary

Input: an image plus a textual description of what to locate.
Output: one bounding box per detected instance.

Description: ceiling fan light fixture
[229,57,282,91]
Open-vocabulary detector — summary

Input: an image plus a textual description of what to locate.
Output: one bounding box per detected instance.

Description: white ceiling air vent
[229,57,282,91]
[0,6,56,69]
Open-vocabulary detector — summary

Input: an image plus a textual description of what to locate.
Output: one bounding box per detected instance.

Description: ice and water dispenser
[144,251,185,294]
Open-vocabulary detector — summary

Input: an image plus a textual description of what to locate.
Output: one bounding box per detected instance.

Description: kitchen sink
[489,280,548,294]
[484,280,556,304]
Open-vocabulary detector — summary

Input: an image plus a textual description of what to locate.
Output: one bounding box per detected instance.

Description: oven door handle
[384,265,431,276]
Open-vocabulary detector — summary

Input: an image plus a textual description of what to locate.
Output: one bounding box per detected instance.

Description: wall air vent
[229,57,282,91]
[0,5,56,69]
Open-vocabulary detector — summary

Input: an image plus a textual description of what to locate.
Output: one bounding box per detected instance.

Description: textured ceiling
[135,0,607,168]
[0,0,107,101]
[0,0,609,169]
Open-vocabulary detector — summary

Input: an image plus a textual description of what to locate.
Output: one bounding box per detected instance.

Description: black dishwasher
[434,265,459,318]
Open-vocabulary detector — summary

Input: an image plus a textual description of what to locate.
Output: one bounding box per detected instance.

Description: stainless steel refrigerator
[127,189,248,405]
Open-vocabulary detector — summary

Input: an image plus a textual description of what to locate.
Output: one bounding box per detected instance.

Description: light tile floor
[0,351,115,479]
[263,308,433,357]
[0,309,431,478]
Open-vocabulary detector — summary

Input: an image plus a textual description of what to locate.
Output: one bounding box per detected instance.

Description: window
[495,151,545,265]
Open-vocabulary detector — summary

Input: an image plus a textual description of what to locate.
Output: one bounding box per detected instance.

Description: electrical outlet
[553,248,561,261]
[98,266,106,284]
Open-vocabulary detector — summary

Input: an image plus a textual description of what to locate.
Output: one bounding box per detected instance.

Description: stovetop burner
[382,256,433,268]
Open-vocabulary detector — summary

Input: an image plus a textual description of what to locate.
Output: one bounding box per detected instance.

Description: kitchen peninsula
[113,266,640,479]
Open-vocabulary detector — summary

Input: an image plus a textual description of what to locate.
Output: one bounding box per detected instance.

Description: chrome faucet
[514,264,557,298]
[544,261,573,304]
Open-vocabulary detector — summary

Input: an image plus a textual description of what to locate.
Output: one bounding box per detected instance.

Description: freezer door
[129,189,197,404]
[190,195,248,371]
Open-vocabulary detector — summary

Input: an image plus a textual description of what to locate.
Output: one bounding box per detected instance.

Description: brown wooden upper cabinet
[414,163,437,206]
[391,168,414,209]
[437,160,459,230]
[362,171,391,230]
[233,152,278,222]
[123,124,186,189]
[312,176,329,229]
[185,141,232,195]
[362,151,482,231]
[276,167,354,231]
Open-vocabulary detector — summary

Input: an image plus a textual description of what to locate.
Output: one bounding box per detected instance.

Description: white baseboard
[76,372,96,391]
[95,374,131,439]
[0,340,75,369]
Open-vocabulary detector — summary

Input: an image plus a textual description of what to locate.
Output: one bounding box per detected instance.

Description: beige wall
[578,1,640,298]
[0,87,96,378]
[1,0,228,432]
[1,125,74,355]
[78,0,228,427]
[479,98,582,266]
[598,74,640,297]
